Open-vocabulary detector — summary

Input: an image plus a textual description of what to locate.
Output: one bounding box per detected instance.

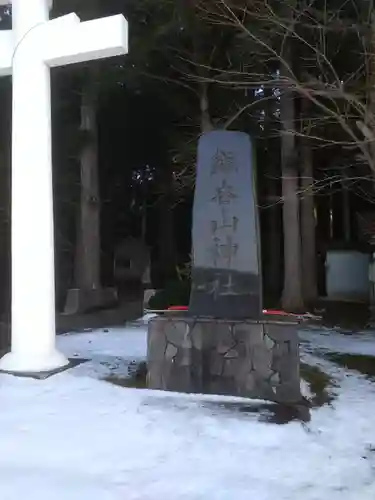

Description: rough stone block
[270,372,280,385]
[147,316,301,403]
[224,358,239,377]
[274,380,301,403]
[233,323,252,344]
[246,323,264,347]
[264,323,296,342]
[147,324,167,363]
[216,322,236,353]
[190,322,204,350]
[165,344,178,360]
[210,351,224,376]
[224,349,239,359]
[245,372,255,392]
[165,318,191,346]
[252,345,273,379]
[264,334,275,350]
[235,359,252,386]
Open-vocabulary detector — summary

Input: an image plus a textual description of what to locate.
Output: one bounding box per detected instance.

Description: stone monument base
[63,287,118,315]
[147,315,301,404]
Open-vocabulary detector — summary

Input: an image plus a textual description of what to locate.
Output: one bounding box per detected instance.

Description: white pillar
[0,0,68,372]
[0,0,127,374]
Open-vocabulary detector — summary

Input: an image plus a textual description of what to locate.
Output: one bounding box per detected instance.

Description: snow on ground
[57,322,148,380]
[300,326,375,356]
[0,318,375,499]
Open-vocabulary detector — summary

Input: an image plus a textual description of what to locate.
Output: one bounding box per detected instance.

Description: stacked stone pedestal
[147,315,301,404]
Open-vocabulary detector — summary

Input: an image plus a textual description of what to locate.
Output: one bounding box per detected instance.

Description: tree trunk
[265,173,283,303]
[281,153,304,311]
[300,128,318,303]
[74,68,101,290]
[158,194,176,285]
[366,11,375,174]
[0,79,11,325]
[200,82,214,133]
[156,159,177,287]
[280,9,304,312]
[263,87,282,302]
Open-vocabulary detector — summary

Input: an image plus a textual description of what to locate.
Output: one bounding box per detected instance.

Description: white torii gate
[0,0,128,373]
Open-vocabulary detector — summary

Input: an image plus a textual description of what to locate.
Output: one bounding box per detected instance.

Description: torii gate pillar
[0,0,128,373]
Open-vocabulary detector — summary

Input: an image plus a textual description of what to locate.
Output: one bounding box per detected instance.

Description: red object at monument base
[264,309,289,316]
[167,305,294,316]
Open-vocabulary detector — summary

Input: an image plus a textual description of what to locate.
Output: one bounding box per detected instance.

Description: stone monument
[189,131,262,319]
[0,0,128,374]
[147,131,301,403]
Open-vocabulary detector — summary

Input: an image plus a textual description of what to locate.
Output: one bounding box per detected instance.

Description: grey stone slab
[164,319,190,347]
[147,320,167,363]
[264,323,298,342]
[165,343,178,361]
[209,377,238,397]
[178,347,191,367]
[172,365,192,393]
[147,317,301,404]
[190,321,204,350]
[246,323,265,347]
[278,353,300,383]
[252,345,273,379]
[224,348,239,359]
[191,347,204,391]
[271,342,289,372]
[210,351,224,376]
[264,334,275,350]
[245,372,256,392]
[233,323,252,344]
[215,322,236,353]
[235,359,253,386]
[189,131,262,319]
[274,381,302,403]
[224,358,239,377]
[190,269,262,319]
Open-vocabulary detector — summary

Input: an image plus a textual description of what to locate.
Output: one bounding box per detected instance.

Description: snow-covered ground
[300,326,375,356]
[0,317,375,500]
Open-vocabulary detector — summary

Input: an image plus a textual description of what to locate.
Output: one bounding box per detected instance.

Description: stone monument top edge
[198,129,252,157]
[199,129,250,141]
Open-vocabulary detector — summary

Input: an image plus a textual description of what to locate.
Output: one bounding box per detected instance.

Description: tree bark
[200,82,214,133]
[280,5,304,312]
[367,11,375,173]
[157,162,177,286]
[263,87,282,301]
[72,0,103,291]
[0,79,11,323]
[281,142,304,311]
[300,124,318,303]
[74,67,101,290]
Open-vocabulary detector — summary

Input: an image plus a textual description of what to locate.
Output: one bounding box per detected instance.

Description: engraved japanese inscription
[189,130,262,319]
[211,148,237,175]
